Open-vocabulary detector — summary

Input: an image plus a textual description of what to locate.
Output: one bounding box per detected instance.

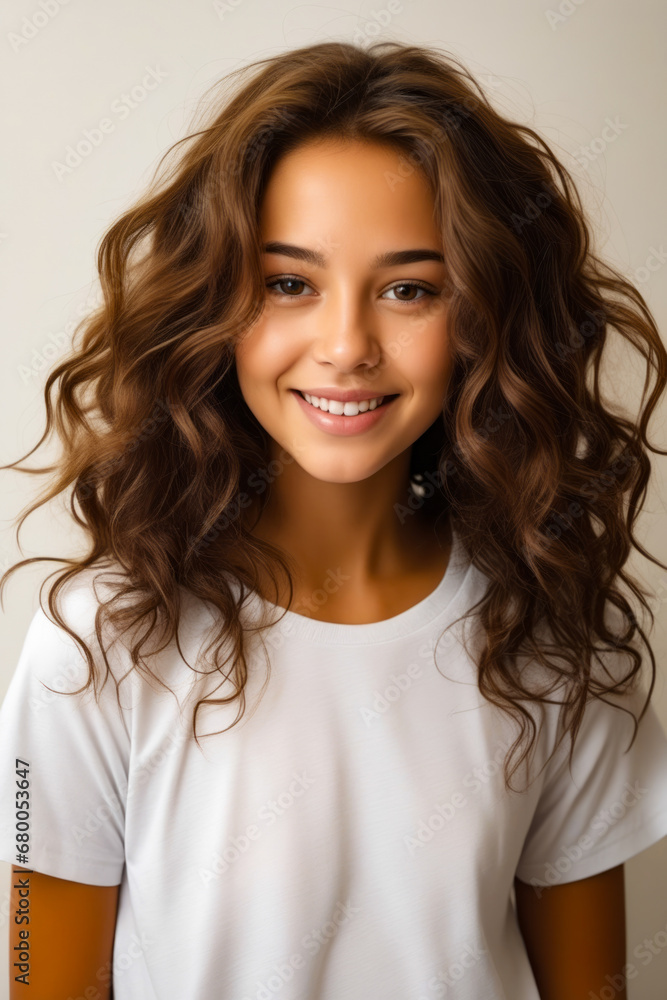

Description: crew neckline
[240,528,472,645]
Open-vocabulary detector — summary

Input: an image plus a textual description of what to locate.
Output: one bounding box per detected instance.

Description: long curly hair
[2,40,666,793]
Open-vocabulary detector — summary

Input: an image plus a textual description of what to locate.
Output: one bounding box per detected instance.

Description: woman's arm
[514,864,626,1000]
[8,866,120,999]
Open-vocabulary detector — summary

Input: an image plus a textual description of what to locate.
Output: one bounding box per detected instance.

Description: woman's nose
[311,287,383,371]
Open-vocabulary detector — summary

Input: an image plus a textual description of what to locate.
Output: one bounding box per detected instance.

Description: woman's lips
[291,389,399,437]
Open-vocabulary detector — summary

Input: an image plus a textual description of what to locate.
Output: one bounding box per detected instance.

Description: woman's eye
[383,282,434,303]
[265,277,436,303]
[266,277,315,298]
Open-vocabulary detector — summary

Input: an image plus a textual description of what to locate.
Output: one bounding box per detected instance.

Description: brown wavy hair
[2,40,666,793]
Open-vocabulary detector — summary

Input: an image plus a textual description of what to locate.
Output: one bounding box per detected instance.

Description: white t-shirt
[2,529,667,999]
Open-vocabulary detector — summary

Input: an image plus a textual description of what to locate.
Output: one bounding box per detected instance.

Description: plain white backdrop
[1,0,666,997]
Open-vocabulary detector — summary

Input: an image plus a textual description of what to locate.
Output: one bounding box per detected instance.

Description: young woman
[1,39,667,1000]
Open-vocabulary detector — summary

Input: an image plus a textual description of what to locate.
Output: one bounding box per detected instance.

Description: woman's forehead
[259,139,440,243]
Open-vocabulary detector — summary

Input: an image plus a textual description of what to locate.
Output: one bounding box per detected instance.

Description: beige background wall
[1,0,666,997]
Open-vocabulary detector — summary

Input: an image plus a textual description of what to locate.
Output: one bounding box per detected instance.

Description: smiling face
[234,137,453,486]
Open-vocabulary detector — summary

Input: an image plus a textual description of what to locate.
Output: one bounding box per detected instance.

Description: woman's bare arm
[514,864,626,1000]
[8,865,120,999]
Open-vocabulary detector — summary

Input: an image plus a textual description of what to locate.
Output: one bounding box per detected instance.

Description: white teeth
[302,393,384,416]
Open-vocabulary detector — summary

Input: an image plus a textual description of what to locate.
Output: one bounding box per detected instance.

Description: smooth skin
[8,865,119,998]
[514,865,627,999]
[234,137,455,622]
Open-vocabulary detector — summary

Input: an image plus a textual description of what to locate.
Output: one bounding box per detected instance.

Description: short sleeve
[0,592,131,886]
[515,671,667,887]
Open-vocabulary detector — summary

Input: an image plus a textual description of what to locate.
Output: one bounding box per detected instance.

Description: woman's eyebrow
[262,241,445,268]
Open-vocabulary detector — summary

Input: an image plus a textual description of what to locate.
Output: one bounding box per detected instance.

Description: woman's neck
[236,492,451,623]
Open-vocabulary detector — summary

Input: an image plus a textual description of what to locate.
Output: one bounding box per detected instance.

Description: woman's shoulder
[38,559,223,639]
[40,562,244,696]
